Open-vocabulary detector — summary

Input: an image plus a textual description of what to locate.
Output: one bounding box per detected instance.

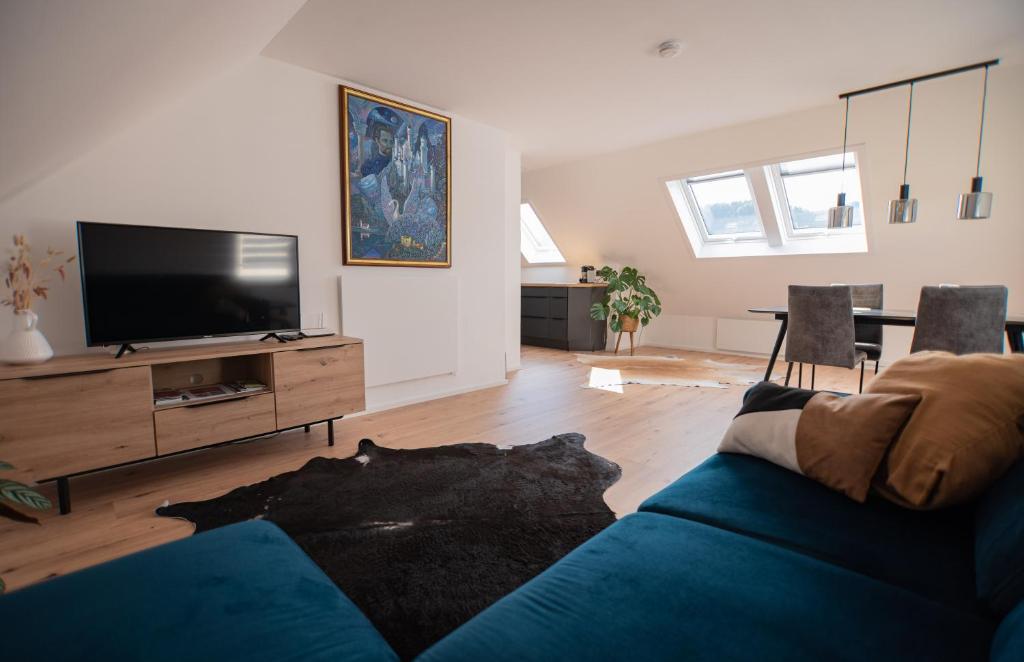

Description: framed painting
[340,86,452,267]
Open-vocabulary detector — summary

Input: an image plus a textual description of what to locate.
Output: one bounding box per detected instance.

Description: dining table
[750,306,1024,382]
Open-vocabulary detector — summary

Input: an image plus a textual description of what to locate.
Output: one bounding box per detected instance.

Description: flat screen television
[77,221,300,347]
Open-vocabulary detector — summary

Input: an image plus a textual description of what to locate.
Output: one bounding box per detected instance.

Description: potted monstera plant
[0,461,51,592]
[589,266,662,333]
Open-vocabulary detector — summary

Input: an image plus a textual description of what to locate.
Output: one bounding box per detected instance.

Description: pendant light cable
[902,83,914,186]
[840,96,850,190]
[976,65,989,178]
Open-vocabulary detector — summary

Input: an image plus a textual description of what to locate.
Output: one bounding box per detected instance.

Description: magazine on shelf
[185,384,235,399]
[153,388,187,405]
[154,381,269,407]
[226,379,267,394]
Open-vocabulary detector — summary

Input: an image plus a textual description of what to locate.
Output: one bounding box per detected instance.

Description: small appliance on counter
[580,265,597,284]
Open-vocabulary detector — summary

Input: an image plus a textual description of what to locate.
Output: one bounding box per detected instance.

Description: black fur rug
[156,433,621,659]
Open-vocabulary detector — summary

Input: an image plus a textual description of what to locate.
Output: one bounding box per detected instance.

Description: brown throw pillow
[719,382,920,502]
[866,351,1024,509]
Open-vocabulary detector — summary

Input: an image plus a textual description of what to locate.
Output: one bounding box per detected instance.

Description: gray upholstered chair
[849,283,884,374]
[785,285,868,392]
[911,285,1008,354]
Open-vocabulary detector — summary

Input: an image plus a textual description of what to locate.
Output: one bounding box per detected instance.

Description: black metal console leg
[327,419,335,447]
[57,477,71,515]
[304,425,310,433]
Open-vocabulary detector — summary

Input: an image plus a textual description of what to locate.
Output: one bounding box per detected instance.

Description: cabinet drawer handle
[23,368,114,380]
[184,395,254,409]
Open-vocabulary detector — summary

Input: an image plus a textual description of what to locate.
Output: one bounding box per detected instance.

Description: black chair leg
[859,361,866,393]
[785,362,793,386]
[875,360,880,374]
[811,364,816,390]
[798,363,803,388]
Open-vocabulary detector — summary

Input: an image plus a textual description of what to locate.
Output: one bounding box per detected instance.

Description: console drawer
[154,393,276,455]
[0,366,155,479]
[273,344,365,429]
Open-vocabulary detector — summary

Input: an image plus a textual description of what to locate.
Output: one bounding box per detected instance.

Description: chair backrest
[848,283,884,348]
[911,285,1008,354]
[785,285,859,368]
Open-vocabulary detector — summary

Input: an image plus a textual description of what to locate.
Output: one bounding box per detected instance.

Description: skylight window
[770,153,863,234]
[665,149,868,259]
[682,171,764,241]
[520,202,565,264]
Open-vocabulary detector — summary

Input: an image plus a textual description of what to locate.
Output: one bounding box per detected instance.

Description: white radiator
[716,318,784,355]
[339,272,458,388]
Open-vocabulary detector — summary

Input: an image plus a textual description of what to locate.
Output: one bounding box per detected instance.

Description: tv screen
[77,222,300,346]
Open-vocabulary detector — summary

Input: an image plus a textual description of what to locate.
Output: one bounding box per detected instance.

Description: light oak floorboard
[0,346,867,592]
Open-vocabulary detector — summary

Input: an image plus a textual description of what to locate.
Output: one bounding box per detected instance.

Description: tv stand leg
[57,477,71,515]
[304,425,310,433]
[327,419,334,447]
[259,333,287,343]
[114,343,138,359]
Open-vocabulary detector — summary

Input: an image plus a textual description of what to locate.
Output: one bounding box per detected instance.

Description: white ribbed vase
[1,310,54,365]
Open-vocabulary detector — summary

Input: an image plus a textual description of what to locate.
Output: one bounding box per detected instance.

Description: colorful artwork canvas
[340,87,451,267]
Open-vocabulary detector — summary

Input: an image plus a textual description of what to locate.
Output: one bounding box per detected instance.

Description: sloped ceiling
[262,0,1024,171]
[0,0,307,201]
[3,0,1021,199]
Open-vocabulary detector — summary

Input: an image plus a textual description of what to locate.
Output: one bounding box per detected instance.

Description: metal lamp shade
[957,176,992,219]
[827,192,854,229]
[888,184,918,224]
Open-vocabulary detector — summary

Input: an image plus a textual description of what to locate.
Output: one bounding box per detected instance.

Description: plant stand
[614,331,636,356]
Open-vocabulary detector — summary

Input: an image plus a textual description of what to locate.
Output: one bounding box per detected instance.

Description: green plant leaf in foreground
[0,479,52,511]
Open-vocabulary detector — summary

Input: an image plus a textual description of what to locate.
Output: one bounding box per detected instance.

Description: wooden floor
[0,345,868,592]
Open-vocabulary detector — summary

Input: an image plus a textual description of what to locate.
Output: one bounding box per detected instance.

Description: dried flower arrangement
[2,235,75,313]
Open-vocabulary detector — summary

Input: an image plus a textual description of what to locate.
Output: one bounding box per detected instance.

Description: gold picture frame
[340,86,452,267]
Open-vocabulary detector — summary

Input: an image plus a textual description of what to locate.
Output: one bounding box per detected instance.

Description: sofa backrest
[975,459,1024,618]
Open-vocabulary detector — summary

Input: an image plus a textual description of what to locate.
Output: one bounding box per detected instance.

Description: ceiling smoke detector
[657,40,683,58]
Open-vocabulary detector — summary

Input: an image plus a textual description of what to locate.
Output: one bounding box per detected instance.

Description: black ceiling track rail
[838,59,1000,99]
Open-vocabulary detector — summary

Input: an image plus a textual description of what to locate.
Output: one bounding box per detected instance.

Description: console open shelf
[151,353,274,409]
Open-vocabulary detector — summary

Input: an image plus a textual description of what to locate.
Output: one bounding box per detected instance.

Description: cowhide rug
[156,433,620,660]
[578,353,778,390]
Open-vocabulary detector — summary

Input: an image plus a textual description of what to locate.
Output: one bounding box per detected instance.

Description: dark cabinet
[521,285,608,351]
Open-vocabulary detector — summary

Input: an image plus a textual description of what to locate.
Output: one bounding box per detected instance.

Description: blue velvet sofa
[3,454,1022,661]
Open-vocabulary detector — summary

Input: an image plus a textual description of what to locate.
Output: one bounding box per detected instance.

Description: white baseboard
[363,378,510,415]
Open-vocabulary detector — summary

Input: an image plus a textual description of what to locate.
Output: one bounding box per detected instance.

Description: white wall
[504,147,522,371]
[0,57,518,411]
[523,64,1024,363]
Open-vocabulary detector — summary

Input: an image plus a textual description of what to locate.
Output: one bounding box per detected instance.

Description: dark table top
[749,306,1024,327]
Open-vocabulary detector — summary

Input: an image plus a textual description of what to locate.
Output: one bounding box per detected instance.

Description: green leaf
[0,479,51,511]
[590,302,608,320]
[611,300,627,314]
[610,316,622,333]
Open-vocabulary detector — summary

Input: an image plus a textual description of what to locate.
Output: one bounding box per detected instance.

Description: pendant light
[888,82,918,224]
[827,97,854,229]
[957,65,993,220]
